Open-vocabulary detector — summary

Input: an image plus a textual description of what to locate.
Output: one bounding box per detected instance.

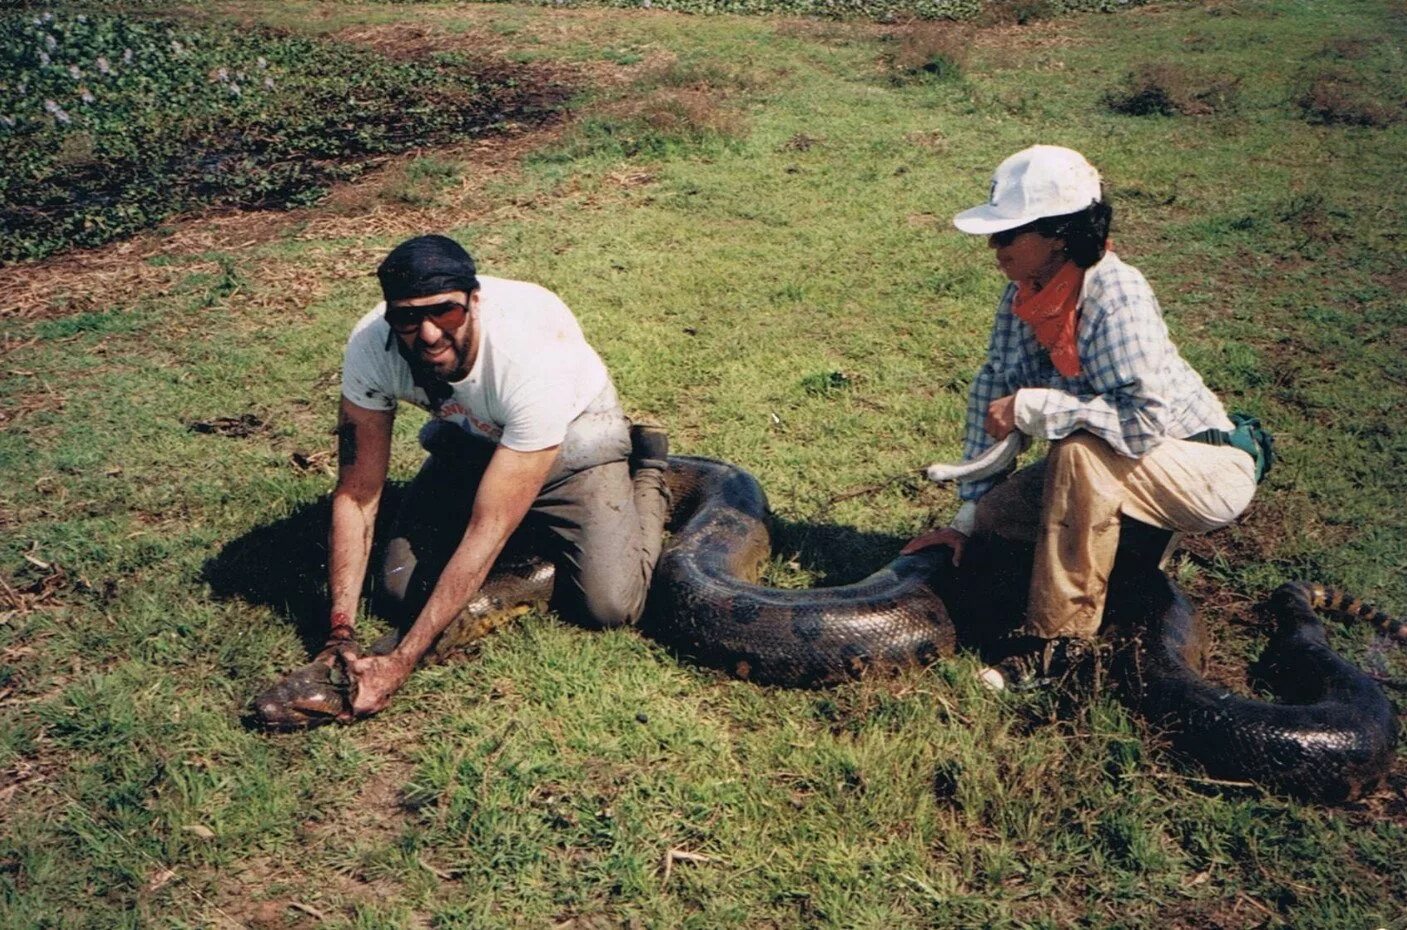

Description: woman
[904,145,1261,686]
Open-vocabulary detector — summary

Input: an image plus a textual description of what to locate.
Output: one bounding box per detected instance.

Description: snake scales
[253,455,1400,801]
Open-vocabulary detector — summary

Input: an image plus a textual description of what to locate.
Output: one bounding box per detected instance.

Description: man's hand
[984,395,1017,440]
[341,651,414,719]
[901,527,968,566]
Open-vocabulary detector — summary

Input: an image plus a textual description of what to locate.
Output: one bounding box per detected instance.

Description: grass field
[1,1,1405,927]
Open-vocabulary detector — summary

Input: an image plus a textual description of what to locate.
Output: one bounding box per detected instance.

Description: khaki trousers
[973,431,1256,638]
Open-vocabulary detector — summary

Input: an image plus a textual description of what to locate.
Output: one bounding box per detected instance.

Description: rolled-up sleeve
[1011,272,1173,458]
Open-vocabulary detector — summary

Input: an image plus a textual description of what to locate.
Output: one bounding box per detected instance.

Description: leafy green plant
[0,12,563,262]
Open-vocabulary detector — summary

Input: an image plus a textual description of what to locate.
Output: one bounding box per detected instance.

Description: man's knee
[574,572,648,630]
[381,537,415,604]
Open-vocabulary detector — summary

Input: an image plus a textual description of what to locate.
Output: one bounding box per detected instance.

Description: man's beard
[408,335,467,382]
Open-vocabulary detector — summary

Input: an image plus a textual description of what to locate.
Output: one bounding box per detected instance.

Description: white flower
[123,48,134,64]
[96,56,111,74]
[229,83,241,96]
[69,65,82,80]
[216,66,229,82]
[263,76,275,89]
[0,116,15,129]
[43,99,71,124]
[81,88,95,104]
[44,33,57,51]
[38,51,50,66]
[257,56,268,69]
[171,40,184,55]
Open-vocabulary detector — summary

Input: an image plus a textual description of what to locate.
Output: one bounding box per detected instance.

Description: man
[904,146,1269,686]
[327,235,669,717]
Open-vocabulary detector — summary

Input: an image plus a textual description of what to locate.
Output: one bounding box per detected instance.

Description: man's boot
[629,422,669,473]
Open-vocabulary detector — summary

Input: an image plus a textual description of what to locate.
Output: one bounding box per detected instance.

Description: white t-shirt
[342,276,626,465]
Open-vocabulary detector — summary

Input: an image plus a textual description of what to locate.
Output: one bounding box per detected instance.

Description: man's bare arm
[345,442,559,714]
[328,398,394,640]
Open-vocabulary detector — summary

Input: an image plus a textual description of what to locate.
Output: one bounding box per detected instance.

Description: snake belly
[648,455,957,687]
[1112,572,1398,802]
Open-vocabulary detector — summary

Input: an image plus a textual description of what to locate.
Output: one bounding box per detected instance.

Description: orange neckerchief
[1012,260,1085,378]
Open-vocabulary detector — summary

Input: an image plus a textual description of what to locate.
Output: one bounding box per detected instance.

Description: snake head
[250,657,352,730]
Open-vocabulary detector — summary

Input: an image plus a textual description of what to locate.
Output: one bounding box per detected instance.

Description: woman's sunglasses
[384,299,468,334]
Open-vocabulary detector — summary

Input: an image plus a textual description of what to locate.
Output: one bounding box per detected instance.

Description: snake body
[252,456,1400,801]
[645,455,957,687]
[252,558,555,730]
[1111,573,1398,801]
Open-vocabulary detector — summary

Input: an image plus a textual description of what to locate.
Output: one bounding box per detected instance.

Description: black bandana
[377,235,479,302]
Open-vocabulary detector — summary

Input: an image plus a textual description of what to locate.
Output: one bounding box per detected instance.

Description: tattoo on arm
[337,420,359,467]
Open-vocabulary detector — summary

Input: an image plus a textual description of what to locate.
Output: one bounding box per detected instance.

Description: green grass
[1,0,1405,928]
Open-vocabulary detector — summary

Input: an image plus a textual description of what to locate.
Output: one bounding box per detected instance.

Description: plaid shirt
[959,252,1233,502]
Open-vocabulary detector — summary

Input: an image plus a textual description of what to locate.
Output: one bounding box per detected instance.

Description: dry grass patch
[1104,62,1240,116]
[977,0,1057,26]
[772,16,885,46]
[630,89,748,141]
[885,21,970,83]
[1297,68,1402,127]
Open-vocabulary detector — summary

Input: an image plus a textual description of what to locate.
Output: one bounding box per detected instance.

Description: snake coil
[253,456,1400,801]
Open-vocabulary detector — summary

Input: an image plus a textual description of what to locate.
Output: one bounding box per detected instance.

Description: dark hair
[377,234,479,302]
[1032,197,1113,269]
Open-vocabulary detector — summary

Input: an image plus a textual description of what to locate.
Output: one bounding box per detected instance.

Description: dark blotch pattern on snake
[1108,573,1398,801]
[253,456,1400,801]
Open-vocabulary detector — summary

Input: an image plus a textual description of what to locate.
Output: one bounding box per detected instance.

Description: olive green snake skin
[252,456,1401,801]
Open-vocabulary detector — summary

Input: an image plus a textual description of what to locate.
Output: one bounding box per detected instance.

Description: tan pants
[973,431,1256,638]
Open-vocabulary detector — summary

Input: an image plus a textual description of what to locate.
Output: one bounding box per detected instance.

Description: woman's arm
[1011,269,1176,458]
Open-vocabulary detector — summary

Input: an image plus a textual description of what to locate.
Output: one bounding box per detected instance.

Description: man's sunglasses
[990,224,1037,247]
[384,300,467,334]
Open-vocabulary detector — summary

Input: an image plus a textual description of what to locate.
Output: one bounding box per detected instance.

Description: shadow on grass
[770,514,911,584]
[201,480,1054,672]
[201,484,407,656]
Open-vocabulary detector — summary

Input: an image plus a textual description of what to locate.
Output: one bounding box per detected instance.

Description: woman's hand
[901,527,968,566]
[984,395,1017,440]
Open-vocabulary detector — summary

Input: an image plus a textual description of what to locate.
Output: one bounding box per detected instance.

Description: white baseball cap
[953,145,1102,235]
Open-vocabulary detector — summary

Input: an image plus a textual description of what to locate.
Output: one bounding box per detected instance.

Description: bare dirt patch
[206,753,424,928]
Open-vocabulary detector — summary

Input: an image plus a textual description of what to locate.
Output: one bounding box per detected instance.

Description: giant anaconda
[253,455,1401,801]
[1106,572,1399,801]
